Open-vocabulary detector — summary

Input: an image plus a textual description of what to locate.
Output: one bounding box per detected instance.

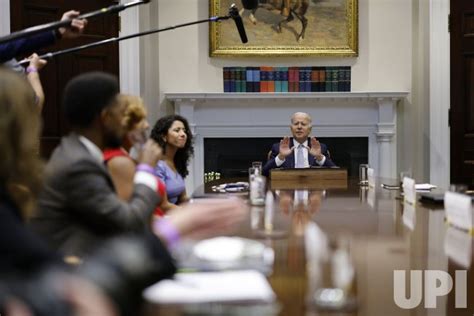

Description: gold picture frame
[210,0,358,57]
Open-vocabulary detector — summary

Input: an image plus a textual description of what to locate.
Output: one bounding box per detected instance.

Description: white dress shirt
[274,139,326,167]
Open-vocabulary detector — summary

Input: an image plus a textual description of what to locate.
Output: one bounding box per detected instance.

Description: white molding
[0,0,10,36]
[375,98,397,179]
[429,0,450,189]
[427,4,450,310]
[167,92,409,102]
[196,125,377,137]
[168,92,407,192]
[119,0,141,95]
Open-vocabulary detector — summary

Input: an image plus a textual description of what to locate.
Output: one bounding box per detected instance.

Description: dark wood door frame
[450,0,474,188]
[10,0,120,158]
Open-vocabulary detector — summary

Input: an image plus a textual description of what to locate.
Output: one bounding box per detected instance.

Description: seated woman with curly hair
[150,115,193,208]
[103,95,169,215]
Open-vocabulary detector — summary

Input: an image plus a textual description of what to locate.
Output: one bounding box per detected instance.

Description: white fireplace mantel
[166,92,408,192]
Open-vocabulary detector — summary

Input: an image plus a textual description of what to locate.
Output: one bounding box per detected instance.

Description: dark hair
[62,72,119,128]
[150,115,193,178]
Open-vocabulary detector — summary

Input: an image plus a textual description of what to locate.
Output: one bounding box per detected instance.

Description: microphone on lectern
[229,4,248,44]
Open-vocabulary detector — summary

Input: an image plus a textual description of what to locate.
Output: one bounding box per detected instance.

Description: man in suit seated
[262,112,336,176]
[31,72,246,257]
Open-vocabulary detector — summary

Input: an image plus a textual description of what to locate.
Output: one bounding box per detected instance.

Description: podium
[270,167,348,190]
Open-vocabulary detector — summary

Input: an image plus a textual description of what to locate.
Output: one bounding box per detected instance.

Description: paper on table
[444,191,473,231]
[193,237,246,261]
[444,226,472,268]
[143,270,276,304]
[403,177,416,204]
[415,183,437,191]
[402,200,416,231]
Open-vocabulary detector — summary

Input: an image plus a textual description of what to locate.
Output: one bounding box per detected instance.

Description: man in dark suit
[31,72,247,257]
[263,112,336,176]
[30,72,164,256]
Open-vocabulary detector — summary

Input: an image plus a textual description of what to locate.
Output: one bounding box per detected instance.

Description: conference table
[143,177,474,316]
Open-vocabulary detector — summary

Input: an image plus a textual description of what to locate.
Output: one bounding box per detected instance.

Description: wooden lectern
[270,167,348,190]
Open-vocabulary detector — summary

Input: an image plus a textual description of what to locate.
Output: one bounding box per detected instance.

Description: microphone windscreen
[241,0,259,10]
[229,4,248,44]
[233,15,248,44]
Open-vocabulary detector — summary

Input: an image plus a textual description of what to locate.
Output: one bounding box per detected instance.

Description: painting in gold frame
[210,0,358,57]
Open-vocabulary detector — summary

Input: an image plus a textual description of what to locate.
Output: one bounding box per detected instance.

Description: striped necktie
[295,144,305,168]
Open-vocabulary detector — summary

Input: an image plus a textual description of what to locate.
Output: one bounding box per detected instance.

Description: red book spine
[289,67,295,92]
[260,66,268,92]
[294,67,300,92]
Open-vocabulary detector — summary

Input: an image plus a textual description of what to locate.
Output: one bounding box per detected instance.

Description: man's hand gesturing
[309,137,324,161]
[277,136,295,161]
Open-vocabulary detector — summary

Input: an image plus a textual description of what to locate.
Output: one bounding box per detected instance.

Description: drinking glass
[249,167,265,206]
[449,183,468,193]
[359,164,369,186]
[252,161,263,174]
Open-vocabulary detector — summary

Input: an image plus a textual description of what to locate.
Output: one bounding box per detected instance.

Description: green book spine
[238,67,244,92]
[325,67,331,92]
[337,67,344,92]
[234,67,240,92]
[345,67,351,91]
[240,67,247,93]
[275,67,282,92]
[281,67,289,92]
[230,67,236,92]
[331,67,338,92]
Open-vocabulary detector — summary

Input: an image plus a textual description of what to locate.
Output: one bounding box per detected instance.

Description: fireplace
[166,92,407,192]
[204,137,368,178]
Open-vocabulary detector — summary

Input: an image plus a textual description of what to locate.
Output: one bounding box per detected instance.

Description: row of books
[223,66,351,93]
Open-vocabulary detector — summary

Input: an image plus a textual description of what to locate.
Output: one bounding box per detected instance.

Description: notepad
[143,270,276,304]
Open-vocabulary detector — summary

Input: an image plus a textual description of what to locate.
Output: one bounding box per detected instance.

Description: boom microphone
[229,4,248,44]
[0,0,150,45]
[14,12,233,67]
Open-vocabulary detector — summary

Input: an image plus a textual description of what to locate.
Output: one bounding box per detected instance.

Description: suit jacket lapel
[307,137,316,166]
[286,138,295,168]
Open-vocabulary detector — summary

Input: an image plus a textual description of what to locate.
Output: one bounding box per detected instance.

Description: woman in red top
[103,94,170,216]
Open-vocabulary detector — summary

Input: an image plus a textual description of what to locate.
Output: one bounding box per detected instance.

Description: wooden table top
[144,178,474,316]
